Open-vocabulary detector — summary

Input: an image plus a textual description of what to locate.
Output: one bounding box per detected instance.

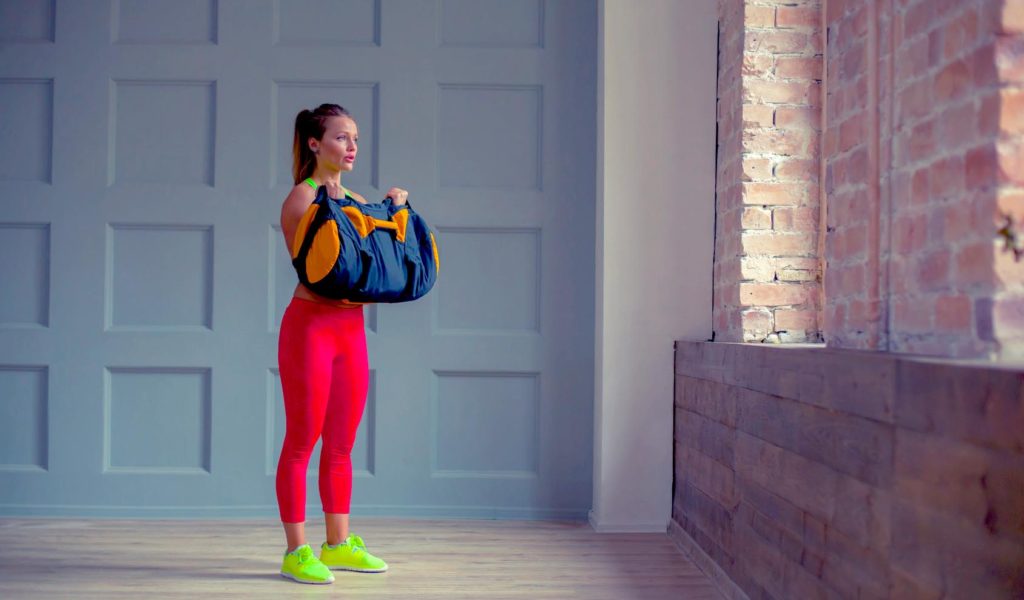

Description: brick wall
[993,0,1024,355]
[714,0,824,343]
[822,0,1024,358]
[714,0,1024,357]
[670,341,1024,599]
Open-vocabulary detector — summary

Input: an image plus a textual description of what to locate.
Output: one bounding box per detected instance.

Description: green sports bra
[303,177,352,200]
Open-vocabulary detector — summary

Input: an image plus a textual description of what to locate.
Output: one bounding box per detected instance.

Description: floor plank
[0,517,724,599]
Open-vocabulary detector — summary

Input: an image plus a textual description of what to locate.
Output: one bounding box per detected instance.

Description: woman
[276,103,404,584]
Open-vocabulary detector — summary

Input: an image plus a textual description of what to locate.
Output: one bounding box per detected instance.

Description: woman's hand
[386,187,409,206]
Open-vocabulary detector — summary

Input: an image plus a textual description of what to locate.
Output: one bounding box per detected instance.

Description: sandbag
[290,185,439,303]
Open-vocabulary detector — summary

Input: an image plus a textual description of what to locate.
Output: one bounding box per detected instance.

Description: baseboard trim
[586,509,670,532]
[667,518,749,600]
[0,503,590,521]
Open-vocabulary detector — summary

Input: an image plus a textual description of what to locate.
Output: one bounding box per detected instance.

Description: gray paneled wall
[0,0,596,519]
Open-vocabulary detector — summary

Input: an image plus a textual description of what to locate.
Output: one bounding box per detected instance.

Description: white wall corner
[592,0,718,532]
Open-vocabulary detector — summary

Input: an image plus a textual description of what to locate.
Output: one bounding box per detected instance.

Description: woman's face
[311,115,358,172]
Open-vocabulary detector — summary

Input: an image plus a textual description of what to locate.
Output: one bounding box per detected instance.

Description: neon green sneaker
[280,544,335,584]
[319,534,389,573]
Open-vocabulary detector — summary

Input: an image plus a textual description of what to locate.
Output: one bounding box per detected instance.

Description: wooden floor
[0,517,723,599]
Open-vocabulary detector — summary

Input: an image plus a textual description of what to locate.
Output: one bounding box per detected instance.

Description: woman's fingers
[387,187,409,205]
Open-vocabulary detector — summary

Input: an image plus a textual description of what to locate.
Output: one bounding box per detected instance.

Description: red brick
[944,8,979,60]
[937,101,978,150]
[743,128,810,155]
[743,231,818,256]
[743,54,775,77]
[897,36,930,82]
[745,5,776,28]
[968,44,997,92]
[992,294,1024,336]
[742,207,773,230]
[1002,0,1024,34]
[966,144,998,191]
[998,139,1024,185]
[903,0,939,39]
[740,282,815,306]
[934,59,972,103]
[773,206,819,232]
[909,169,930,206]
[898,78,934,122]
[909,118,936,164]
[997,189,1024,222]
[775,158,819,181]
[928,28,944,70]
[775,309,817,331]
[894,297,934,333]
[779,257,820,272]
[742,309,773,341]
[742,256,777,281]
[1002,88,1024,134]
[825,302,846,338]
[839,39,866,80]
[955,242,993,285]
[742,103,775,128]
[776,6,820,29]
[935,294,973,331]
[929,155,965,198]
[744,79,821,105]
[776,56,822,80]
[838,262,866,297]
[830,223,869,262]
[777,266,818,282]
[918,250,951,291]
[746,30,811,54]
[742,182,807,205]
[838,113,865,153]
[775,106,820,129]
[890,258,910,295]
[742,157,774,181]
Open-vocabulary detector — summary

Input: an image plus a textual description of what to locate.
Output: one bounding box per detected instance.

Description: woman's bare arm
[280,184,317,255]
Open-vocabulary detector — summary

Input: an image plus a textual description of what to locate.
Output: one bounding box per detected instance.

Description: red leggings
[276,296,368,523]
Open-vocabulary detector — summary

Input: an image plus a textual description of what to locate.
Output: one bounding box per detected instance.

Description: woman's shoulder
[347,189,368,204]
[284,181,316,204]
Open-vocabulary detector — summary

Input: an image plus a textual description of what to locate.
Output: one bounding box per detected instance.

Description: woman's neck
[311,168,342,186]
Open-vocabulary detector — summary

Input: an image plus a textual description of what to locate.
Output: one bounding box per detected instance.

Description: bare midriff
[293,282,367,308]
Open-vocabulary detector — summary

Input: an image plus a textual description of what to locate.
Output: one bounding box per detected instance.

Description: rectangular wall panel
[0,366,48,471]
[0,0,596,519]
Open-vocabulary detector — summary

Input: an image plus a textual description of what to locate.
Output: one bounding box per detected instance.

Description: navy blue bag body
[290,184,439,304]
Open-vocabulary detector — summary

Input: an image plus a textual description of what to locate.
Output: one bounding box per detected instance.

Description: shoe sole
[280,570,335,584]
[324,565,388,573]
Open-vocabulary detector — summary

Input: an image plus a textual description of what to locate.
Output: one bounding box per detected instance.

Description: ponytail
[291,104,353,185]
